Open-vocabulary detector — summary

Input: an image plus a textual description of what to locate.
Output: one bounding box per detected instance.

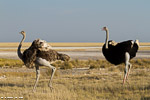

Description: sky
[0,0,150,42]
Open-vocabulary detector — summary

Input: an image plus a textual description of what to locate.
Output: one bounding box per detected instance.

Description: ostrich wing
[115,40,134,53]
[36,49,59,62]
[115,40,139,58]
[129,42,139,59]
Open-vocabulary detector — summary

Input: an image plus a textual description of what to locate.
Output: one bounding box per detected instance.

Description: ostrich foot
[49,84,54,91]
[126,79,130,85]
[123,78,130,86]
[32,88,36,93]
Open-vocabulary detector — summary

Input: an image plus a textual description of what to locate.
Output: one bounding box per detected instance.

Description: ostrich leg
[35,58,56,90]
[48,65,56,89]
[126,63,132,81]
[123,52,130,84]
[33,65,40,92]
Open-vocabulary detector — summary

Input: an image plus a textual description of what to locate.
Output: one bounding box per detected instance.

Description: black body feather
[102,40,139,65]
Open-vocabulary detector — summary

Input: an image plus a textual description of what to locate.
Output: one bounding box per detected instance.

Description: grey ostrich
[17,31,70,91]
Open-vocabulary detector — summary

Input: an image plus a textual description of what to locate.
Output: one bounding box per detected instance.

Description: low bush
[0,58,23,67]
[60,61,73,69]
[0,58,150,69]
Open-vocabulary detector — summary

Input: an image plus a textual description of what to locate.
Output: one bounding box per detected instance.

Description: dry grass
[0,59,150,99]
[0,42,150,47]
[0,42,103,47]
[0,42,150,51]
[0,42,30,47]
[0,42,102,52]
[0,58,150,69]
[0,58,23,67]
[140,42,150,46]
[49,42,103,47]
[0,42,149,100]
[0,48,89,52]
[0,67,150,100]
[139,47,150,51]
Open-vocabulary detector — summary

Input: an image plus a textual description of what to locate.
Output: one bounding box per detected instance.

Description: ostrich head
[31,39,49,49]
[19,31,26,37]
[59,54,70,61]
[102,26,108,31]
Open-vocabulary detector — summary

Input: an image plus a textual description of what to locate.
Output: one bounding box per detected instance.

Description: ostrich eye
[40,42,43,44]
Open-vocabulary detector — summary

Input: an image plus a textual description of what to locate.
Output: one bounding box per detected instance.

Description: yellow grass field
[0,62,150,100]
[0,42,149,47]
[0,42,150,46]
[0,42,103,47]
[0,42,150,100]
[0,59,150,100]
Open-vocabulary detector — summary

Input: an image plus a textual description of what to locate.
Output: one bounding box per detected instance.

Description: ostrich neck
[105,29,109,49]
[17,35,25,59]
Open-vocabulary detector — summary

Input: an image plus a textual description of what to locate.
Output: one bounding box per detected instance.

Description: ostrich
[17,31,70,91]
[102,27,139,84]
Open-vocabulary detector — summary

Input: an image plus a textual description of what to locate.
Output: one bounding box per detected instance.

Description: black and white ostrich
[102,27,139,84]
[17,31,70,91]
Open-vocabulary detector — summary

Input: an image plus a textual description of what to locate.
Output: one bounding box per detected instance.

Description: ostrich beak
[19,31,25,34]
[101,28,105,31]
[101,27,107,31]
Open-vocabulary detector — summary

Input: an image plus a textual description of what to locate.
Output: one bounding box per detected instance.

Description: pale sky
[0,0,150,42]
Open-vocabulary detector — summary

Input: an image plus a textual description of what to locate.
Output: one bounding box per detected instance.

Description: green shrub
[89,64,99,69]
[0,58,23,67]
[60,61,73,69]
[1,58,150,69]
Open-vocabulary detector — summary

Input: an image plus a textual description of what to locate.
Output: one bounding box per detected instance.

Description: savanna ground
[0,43,150,100]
